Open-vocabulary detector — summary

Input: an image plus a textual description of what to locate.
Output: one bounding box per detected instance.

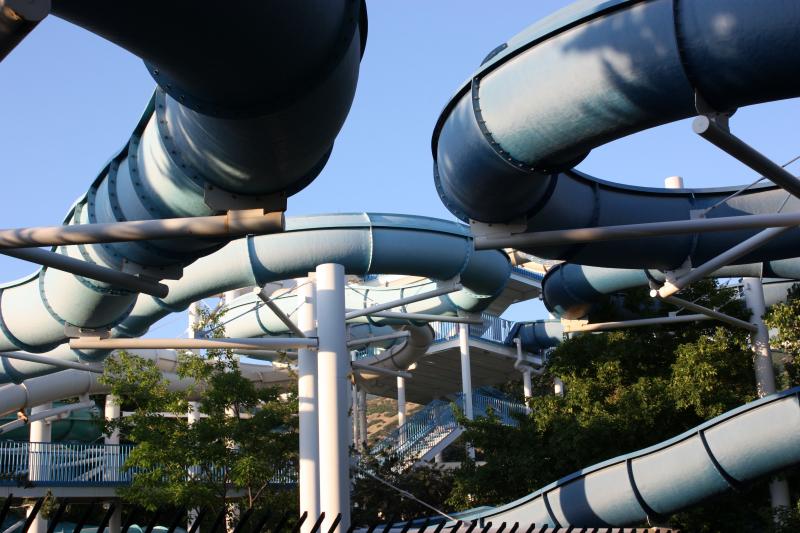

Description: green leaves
[100,302,298,515]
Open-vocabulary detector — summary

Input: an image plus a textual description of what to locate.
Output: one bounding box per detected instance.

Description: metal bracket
[122,259,183,281]
[469,218,527,239]
[561,319,588,333]
[204,184,288,213]
[64,324,110,340]
[694,91,734,132]
[661,257,692,288]
[3,0,50,21]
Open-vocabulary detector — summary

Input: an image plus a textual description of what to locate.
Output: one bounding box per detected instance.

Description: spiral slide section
[0,2,366,355]
[0,214,511,383]
[433,0,800,270]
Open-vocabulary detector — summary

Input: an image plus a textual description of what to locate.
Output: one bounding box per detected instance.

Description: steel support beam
[350,310,483,325]
[255,287,306,338]
[0,210,284,250]
[0,352,102,373]
[0,247,169,297]
[693,116,800,198]
[654,226,791,298]
[69,337,316,351]
[474,211,800,250]
[563,314,711,333]
[653,295,757,332]
[346,331,410,348]
[344,282,462,320]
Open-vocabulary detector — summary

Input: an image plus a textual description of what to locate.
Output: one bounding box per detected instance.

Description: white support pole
[523,371,532,403]
[358,389,368,453]
[316,263,350,531]
[458,323,475,460]
[397,376,407,447]
[298,276,319,532]
[553,378,565,397]
[351,361,360,453]
[28,403,52,533]
[741,278,791,512]
[187,302,202,533]
[104,395,122,533]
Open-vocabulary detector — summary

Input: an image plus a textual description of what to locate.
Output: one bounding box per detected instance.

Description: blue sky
[1,1,798,338]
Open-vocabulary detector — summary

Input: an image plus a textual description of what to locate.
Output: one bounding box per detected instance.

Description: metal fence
[0,441,134,486]
[0,440,296,487]
[430,313,515,346]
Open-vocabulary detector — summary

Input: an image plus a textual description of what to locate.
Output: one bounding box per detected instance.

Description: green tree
[766,283,800,389]
[447,280,798,531]
[100,303,298,518]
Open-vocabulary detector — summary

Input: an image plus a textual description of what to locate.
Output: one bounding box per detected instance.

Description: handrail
[0,441,296,487]
[369,390,527,465]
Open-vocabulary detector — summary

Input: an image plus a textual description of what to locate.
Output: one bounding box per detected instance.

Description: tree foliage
[443,280,799,532]
[100,303,298,516]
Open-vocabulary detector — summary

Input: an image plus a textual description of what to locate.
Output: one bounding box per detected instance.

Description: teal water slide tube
[459,387,800,528]
[0,1,366,353]
[0,214,511,383]
[432,0,800,525]
[433,0,800,270]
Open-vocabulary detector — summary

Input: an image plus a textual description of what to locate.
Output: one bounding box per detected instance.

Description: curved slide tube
[542,261,800,319]
[0,349,294,418]
[0,2,365,354]
[0,214,510,383]
[459,387,800,527]
[433,0,800,270]
[0,405,102,442]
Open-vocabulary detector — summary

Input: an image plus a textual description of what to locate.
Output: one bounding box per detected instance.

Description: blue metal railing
[430,313,515,346]
[511,265,545,282]
[0,441,134,486]
[0,441,296,487]
[369,390,527,464]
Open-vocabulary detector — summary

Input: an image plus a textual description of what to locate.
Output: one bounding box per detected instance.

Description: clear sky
[1,1,798,339]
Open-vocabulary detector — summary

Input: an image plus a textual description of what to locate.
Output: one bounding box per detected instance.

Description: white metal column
[523,370,532,400]
[105,395,122,533]
[187,301,202,533]
[298,276,320,531]
[316,264,350,531]
[742,277,791,510]
[358,389,368,453]
[397,376,407,427]
[28,403,51,533]
[458,322,475,459]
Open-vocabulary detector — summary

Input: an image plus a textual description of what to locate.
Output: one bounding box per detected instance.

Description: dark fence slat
[46,500,69,533]
[327,513,342,533]
[310,512,326,533]
[96,504,117,533]
[22,497,45,533]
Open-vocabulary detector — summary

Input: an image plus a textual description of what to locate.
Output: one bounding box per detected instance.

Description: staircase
[369,389,527,468]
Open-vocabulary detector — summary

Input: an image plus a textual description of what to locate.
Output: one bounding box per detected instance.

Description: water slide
[0,213,511,384]
[431,0,800,526]
[0,1,366,354]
